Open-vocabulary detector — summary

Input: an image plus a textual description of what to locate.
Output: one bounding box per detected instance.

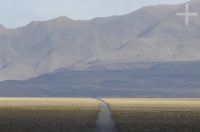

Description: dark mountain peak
[49,16,74,24]
[54,16,73,21]
[27,21,42,26]
[43,16,76,28]
[23,16,74,29]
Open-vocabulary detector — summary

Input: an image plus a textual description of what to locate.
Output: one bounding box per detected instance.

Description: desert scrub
[0,98,99,132]
[104,98,200,132]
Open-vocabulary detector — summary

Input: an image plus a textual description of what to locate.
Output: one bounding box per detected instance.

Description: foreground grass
[0,98,99,132]
[104,98,200,132]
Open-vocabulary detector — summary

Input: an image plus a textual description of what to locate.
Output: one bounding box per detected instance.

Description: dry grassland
[0,98,99,132]
[104,98,200,132]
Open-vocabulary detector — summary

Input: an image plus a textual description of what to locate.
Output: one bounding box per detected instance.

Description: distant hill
[0,0,200,81]
[0,61,200,97]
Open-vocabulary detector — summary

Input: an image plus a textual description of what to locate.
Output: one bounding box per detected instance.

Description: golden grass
[1,98,200,132]
[104,98,200,111]
[104,98,200,132]
[0,98,99,132]
[0,98,98,109]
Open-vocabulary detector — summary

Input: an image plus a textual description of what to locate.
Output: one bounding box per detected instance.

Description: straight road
[94,98,116,132]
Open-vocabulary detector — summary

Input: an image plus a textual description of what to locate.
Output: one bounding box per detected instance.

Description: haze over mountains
[1,61,200,97]
[0,0,200,81]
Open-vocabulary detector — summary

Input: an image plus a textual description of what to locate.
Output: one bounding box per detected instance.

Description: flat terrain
[1,98,200,132]
[104,98,200,132]
[0,98,99,132]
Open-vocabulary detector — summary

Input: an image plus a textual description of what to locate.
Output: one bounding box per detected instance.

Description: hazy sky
[0,0,188,28]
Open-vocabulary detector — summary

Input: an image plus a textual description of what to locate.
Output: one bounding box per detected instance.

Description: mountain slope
[0,0,200,81]
[0,61,200,97]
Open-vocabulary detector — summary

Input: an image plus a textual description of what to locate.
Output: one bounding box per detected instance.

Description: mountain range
[0,0,200,82]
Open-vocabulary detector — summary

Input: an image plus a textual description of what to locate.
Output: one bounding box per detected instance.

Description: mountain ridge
[0,0,200,81]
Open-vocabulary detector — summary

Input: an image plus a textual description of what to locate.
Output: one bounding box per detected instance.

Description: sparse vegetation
[104,98,200,132]
[0,98,99,132]
[1,98,200,132]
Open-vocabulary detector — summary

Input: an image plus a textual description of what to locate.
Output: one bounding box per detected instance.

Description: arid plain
[0,98,200,132]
